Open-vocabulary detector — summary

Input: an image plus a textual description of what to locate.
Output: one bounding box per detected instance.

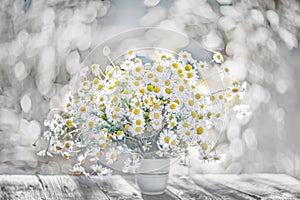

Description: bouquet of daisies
[37,48,246,176]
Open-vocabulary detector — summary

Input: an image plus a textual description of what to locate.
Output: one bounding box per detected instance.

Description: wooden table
[1,174,300,199]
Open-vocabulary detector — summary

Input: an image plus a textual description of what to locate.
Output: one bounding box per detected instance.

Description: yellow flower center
[156,65,163,72]
[232,88,239,93]
[93,78,100,85]
[172,62,179,68]
[96,152,101,158]
[66,120,73,127]
[174,99,180,104]
[112,96,118,102]
[112,114,118,119]
[97,84,103,90]
[133,109,140,115]
[154,112,160,119]
[154,87,160,93]
[185,64,192,71]
[63,153,69,159]
[165,88,172,94]
[56,146,62,151]
[202,143,208,150]
[135,67,141,72]
[135,126,142,133]
[83,81,88,86]
[207,112,212,118]
[197,127,204,135]
[139,88,145,95]
[147,84,154,91]
[183,123,189,128]
[171,140,177,145]
[179,85,185,92]
[136,119,142,125]
[88,121,94,128]
[80,106,86,112]
[165,80,170,86]
[170,103,177,110]
[117,130,123,136]
[147,73,154,78]
[125,124,130,130]
[110,153,116,160]
[189,100,194,106]
[153,103,160,109]
[164,136,170,143]
[191,111,197,118]
[187,73,193,78]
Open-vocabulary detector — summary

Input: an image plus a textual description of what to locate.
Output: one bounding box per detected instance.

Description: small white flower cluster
[39,49,246,175]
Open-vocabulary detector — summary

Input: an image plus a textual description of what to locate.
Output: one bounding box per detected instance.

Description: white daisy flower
[80,66,89,78]
[105,148,119,165]
[129,125,145,136]
[53,142,63,153]
[131,64,144,77]
[103,46,111,56]
[91,64,102,77]
[77,154,87,165]
[91,164,112,177]
[221,64,230,75]
[114,130,125,140]
[178,51,194,63]
[120,60,134,71]
[151,119,163,130]
[71,165,85,175]
[61,151,70,159]
[166,101,180,114]
[197,61,209,72]
[63,141,74,151]
[166,115,178,129]
[149,109,163,122]
[213,52,224,64]
[122,155,141,173]
[132,116,145,127]
[125,49,136,60]
[37,150,53,157]
[158,129,176,149]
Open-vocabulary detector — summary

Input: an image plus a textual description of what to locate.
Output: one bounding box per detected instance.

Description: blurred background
[0,0,300,177]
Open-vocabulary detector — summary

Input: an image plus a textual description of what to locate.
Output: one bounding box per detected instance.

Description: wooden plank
[191,175,260,199]
[168,175,218,200]
[74,176,109,200]
[94,175,143,200]
[239,174,300,199]
[142,189,180,200]
[1,174,300,200]
[0,175,46,200]
[37,175,84,199]
[122,174,180,200]
[194,174,300,199]
[251,173,300,193]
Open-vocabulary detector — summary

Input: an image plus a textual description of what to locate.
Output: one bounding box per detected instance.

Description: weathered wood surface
[0,174,300,200]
